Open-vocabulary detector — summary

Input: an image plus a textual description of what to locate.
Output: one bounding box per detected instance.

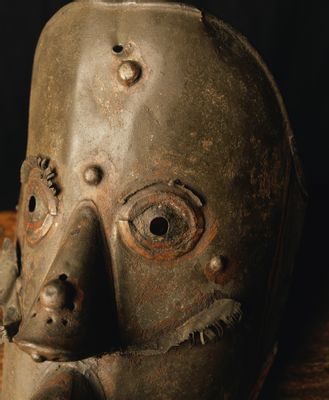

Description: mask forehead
[28,2,287,195]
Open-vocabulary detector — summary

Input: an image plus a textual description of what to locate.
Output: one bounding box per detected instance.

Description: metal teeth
[37,156,49,170]
[0,325,8,344]
[45,166,56,179]
[200,331,206,345]
[225,309,242,328]
[212,322,224,337]
[22,155,59,197]
[47,172,56,180]
[40,158,49,170]
[188,316,238,347]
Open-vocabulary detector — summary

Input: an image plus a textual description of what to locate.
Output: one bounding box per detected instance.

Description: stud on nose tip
[39,278,74,311]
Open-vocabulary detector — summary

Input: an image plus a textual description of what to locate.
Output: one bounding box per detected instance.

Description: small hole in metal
[28,196,36,212]
[150,217,169,236]
[46,318,53,324]
[113,44,124,54]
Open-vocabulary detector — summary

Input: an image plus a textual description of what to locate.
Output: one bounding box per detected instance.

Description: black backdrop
[0,1,328,397]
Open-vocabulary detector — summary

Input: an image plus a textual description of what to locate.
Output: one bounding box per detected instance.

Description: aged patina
[0,0,306,398]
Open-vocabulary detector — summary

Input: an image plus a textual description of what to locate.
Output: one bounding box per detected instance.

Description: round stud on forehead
[83,166,103,186]
[118,60,142,86]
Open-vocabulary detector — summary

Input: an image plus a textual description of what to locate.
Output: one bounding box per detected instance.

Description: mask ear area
[0,238,22,342]
[14,205,119,362]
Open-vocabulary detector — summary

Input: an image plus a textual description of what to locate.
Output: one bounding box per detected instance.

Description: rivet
[205,256,226,283]
[209,256,224,273]
[83,166,103,186]
[31,353,46,363]
[118,60,142,86]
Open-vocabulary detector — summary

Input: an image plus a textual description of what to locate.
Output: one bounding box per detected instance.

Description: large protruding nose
[14,205,118,362]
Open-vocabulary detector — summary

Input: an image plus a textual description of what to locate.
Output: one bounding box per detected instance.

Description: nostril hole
[112,44,124,54]
[46,318,53,324]
[150,217,169,236]
[31,313,37,318]
[59,274,68,281]
[61,319,68,327]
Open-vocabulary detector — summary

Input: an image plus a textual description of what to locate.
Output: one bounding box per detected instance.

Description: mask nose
[14,205,118,362]
[39,277,75,311]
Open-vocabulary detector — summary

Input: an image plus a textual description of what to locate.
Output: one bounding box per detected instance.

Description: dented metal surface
[0,0,306,399]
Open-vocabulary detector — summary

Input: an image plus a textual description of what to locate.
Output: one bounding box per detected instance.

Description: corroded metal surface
[0,1,306,399]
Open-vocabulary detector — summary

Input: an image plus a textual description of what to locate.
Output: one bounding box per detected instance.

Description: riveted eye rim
[23,171,58,245]
[118,187,205,260]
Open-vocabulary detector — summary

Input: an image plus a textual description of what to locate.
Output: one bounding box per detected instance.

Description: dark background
[0,1,328,397]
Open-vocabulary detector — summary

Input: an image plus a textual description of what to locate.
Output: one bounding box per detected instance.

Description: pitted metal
[0,1,306,399]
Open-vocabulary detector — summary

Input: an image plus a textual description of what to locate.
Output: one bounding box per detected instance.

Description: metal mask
[0,0,306,399]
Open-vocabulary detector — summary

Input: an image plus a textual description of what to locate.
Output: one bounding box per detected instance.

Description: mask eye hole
[118,183,204,260]
[26,193,49,225]
[21,156,59,245]
[28,196,37,213]
[150,217,169,236]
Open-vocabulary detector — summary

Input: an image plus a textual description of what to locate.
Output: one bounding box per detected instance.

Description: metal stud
[83,166,103,186]
[118,60,142,86]
[205,256,226,283]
